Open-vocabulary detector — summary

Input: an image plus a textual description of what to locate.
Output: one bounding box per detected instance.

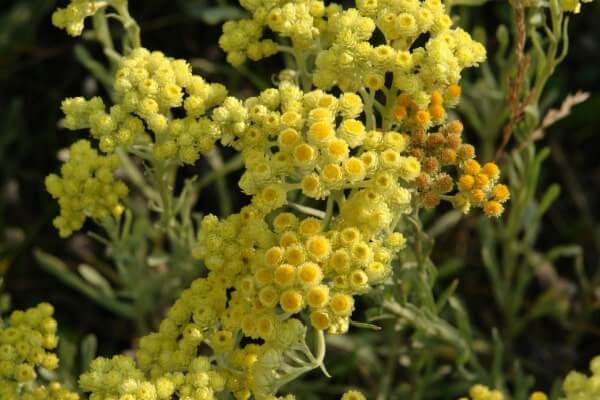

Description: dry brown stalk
[496,0,534,161]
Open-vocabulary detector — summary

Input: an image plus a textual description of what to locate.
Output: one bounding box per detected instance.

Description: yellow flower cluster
[341,390,366,400]
[219,0,485,106]
[392,85,461,131]
[61,48,227,163]
[211,79,505,218]
[219,20,280,66]
[44,0,516,397]
[195,205,403,331]
[460,384,504,400]
[460,385,548,400]
[98,28,507,397]
[176,83,421,393]
[215,0,507,218]
[0,304,78,400]
[45,140,128,237]
[14,383,80,400]
[560,0,593,13]
[79,353,225,400]
[315,2,485,97]
[562,355,600,400]
[218,0,327,66]
[402,113,509,216]
[455,159,508,217]
[0,300,364,400]
[128,194,402,398]
[213,82,420,204]
[134,271,308,399]
[51,0,104,37]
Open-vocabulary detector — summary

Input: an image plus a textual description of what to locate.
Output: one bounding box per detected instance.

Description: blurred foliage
[0,0,599,398]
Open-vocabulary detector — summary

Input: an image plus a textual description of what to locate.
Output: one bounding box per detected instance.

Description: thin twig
[496,0,533,161]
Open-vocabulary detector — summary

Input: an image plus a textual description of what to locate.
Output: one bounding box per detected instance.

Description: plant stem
[153,158,175,228]
[111,1,141,50]
[74,45,113,90]
[360,88,377,130]
[196,154,243,193]
[206,148,233,216]
[322,192,336,229]
[116,148,161,203]
[293,49,312,92]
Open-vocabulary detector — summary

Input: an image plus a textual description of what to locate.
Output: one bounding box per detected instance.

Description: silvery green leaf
[78,264,114,297]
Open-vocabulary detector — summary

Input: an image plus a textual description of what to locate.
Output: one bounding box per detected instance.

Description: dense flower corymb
[41,0,519,397]
[45,140,128,237]
[60,48,227,162]
[0,304,79,400]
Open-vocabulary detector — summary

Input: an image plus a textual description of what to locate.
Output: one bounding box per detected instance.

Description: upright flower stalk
[3,0,592,399]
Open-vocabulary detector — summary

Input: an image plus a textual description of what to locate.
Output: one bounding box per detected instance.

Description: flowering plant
[1,0,596,399]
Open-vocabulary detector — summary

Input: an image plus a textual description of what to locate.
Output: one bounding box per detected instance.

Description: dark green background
[0,0,598,394]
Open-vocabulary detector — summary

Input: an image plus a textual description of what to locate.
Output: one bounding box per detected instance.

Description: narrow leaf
[78,264,114,297]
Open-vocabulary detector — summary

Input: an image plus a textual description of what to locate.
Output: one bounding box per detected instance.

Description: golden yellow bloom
[492,184,510,203]
[259,286,280,307]
[309,121,335,143]
[414,110,431,127]
[265,246,284,267]
[286,245,306,265]
[279,128,301,148]
[447,83,462,97]
[393,104,407,121]
[274,264,297,287]
[298,262,323,286]
[529,392,548,400]
[298,218,322,237]
[330,294,354,316]
[306,285,330,308]
[310,310,331,330]
[302,174,322,198]
[341,390,366,400]
[470,189,486,204]
[473,173,490,189]
[463,159,481,175]
[273,212,298,232]
[484,200,504,218]
[294,143,317,163]
[306,235,331,260]
[280,290,304,313]
[330,250,351,273]
[482,162,500,179]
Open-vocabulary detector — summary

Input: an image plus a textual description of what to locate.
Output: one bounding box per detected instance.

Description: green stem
[530,1,566,106]
[111,1,142,50]
[196,153,243,193]
[153,158,175,228]
[377,326,400,400]
[91,8,122,67]
[74,45,113,90]
[92,8,115,53]
[116,148,161,203]
[205,148,233,216]
[360,88,377,130]
[382,86,397,131]
[322,192,336,229]
[288,203,326,219]
[293,49,312,92]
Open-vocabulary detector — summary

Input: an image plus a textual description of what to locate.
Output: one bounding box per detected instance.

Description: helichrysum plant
[3,0,595,399]
[0,303,79,400]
